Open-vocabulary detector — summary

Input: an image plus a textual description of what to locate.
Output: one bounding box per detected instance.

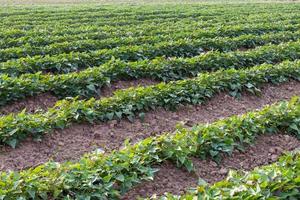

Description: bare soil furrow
[0,80,299,171]
[122,134,300,199]
[0,43,288,116]
[0,93,58,116]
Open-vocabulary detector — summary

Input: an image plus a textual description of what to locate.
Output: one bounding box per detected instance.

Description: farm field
[0,1,300,199]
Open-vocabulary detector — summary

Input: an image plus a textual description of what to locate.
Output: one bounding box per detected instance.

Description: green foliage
[1,39,300,107]
[0,15,299,50]
[147,151,300,200]
[1,29,300,76]
[2,3,299,41]
[1,4,300,199]
[0,97,299,199]
[0,59,299,147]
[0,21,299,62]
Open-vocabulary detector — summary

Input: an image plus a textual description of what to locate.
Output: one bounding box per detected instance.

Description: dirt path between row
[122,134,300,199]
[0,80,299,171]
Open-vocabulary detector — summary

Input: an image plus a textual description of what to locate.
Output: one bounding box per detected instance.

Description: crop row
[0,17,209,41]
[0,19,206,49]
[0,7,178,18]
[0,8,253,34]
[2,2,297,16]
[1,39,300,107]
[2,10,297,45]
[148,151,300,200]
[0,59,300,147]
[2,7,299,40]
[2,22,299,62]
[0,6,224,25]
[1,16,298,50]
[2,3,295,21]
[2,29,299,77]
[1,10,232,27]
[2,8,299,41]
[0,13,221,38]
[1,9,197,24]
[0,97,299,199]
[2,4,293,28]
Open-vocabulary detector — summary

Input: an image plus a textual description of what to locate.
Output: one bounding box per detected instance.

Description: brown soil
[122,134,300,199]
[0,79,158,115]
[0,93,58,116]
[238,47,249,51]
[0,81,299,171]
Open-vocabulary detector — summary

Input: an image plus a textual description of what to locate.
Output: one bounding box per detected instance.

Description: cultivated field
[0,1,300,199]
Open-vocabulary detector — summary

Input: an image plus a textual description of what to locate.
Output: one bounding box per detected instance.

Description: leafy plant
[0,97,299,199]
[1,39,300,107]
[146,151,300,200]
[2,29,300,75]
[1,21,299,62]
[0,59,299,147]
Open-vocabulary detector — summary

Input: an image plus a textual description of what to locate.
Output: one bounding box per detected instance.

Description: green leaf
[116,174,125,182]
[139,112,145,122]
[127,115,134,122]
[106,113,114,120]
[290,123,299,132]
[7,138,17,148]
[198,178,208,186]
[87,84,96,91]
[27,189,35,199]
[115,111,122,119]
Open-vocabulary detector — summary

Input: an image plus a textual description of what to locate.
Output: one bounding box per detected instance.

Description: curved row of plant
[2,7,298,40]
[2,2,296,19]
[0,5,231,18]
[1,7,224,26]
[0,3,283,17]
[2,30,300,77]
[1,59,300,148]
[1,8,212,27]
[0,7,184,19]
[2,4,291,23]
[1,16,298,50]
[0,5,182,18]
[0,16,213,40]
[2,9,298,42]
[0,97,299,199]
[0,5,173,18]
[2,22,299,62]
[0,14,210,39]
[1,9,195,24]
[146,151,300,200]
[0,19,208,49]
[0,8,243,37]
[0,17,218,46]
[1,5,287,29]
[1,40,300,107]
